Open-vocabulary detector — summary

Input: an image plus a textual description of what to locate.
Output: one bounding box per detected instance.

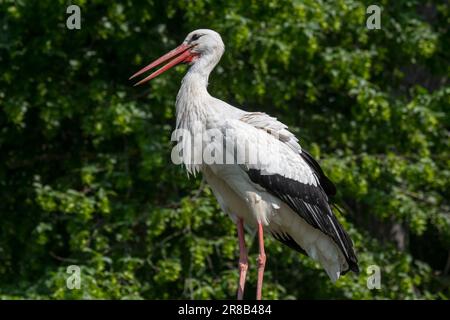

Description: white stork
[130,29,359,300]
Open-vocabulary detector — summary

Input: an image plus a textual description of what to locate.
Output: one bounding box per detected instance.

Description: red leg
[236,218,248,300]
[256,222,266,300]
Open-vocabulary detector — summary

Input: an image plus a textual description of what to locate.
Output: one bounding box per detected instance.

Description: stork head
[130,29,225,86]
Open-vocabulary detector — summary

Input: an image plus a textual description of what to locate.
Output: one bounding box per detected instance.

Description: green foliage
[0,0,448,299]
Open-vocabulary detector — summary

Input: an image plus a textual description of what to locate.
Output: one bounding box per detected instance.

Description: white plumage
[131,29,358,299]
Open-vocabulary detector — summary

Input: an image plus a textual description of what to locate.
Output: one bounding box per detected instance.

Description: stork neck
[175,72,211,131]
[180,71,210,96]
[175,51,222,130]
[178,49,222,94]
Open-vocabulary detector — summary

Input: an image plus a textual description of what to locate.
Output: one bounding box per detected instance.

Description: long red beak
[129,43,195,86]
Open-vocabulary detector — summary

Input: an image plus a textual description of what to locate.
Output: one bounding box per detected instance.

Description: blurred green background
[0,0,449,299]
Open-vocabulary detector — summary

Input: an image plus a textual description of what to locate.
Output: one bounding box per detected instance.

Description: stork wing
[240,112,302,154]
[218,118,358,273]
[240,112,336,197]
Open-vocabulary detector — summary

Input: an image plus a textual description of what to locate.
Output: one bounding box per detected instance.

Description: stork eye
[191,34,202,42]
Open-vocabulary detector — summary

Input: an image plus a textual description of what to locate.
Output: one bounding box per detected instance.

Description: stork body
[131,29,359,300]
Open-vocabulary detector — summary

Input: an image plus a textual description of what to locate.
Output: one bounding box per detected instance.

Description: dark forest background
[0,0,449,299]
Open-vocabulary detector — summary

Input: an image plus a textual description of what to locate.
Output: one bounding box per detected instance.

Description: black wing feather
[300,149,337,197]
[271,231,307,255]
[246,158,359,274]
